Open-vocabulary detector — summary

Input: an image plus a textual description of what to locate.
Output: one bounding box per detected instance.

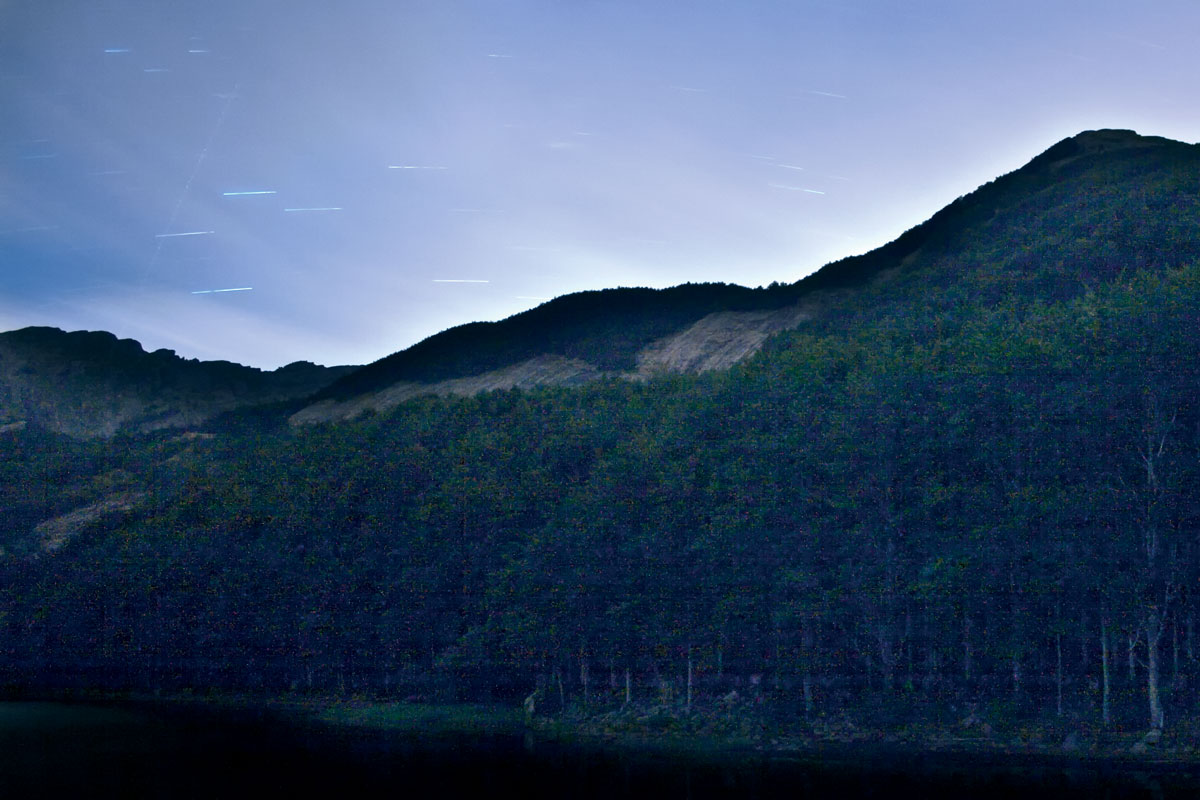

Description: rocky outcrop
[290,303,810,425]
[34,491,147,553]
[633,304,810,376]
[290,355,603,424]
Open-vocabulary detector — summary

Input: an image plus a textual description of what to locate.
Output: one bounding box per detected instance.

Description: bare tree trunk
[1101,619,1112,726]
[878,627,895,690]
[1079,611,1089,673]
[963,616,973,684]
[801,627,816,718]
[625,667,632,706]
[1147,614,1165,730]
[1056,632,1064,717]
[686,647,693,713]
[1172,618,1180,686]
[580,649,589,709]
[1128,632,1138,682]
[922,616,936,693]
[905,608,914,687]
[556,668,565,716]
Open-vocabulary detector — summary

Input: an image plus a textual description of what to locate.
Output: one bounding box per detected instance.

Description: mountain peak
[1028,128,1179,171]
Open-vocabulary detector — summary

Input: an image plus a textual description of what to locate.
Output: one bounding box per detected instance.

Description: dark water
[3,702,1200,799]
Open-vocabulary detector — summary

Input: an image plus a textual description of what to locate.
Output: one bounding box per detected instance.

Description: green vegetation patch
[314,701,523,736]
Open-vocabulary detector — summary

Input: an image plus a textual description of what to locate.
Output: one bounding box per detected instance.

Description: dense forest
[4,130,1200,737]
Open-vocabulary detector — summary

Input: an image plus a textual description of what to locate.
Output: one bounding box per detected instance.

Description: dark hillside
[0,327,355,437]
[316,282,782,399]
[318,130,1200,403]
[790,129,1199,295]
[6,130,1200,748]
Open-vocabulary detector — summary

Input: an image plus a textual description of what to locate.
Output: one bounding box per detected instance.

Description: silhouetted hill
[8,129,1200,746]
[791,128,1196,293]
[313,129,1200,405]
[315,282,790,401]
[0,327,355,437]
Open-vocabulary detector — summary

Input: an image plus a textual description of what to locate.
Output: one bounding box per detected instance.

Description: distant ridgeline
[5,130,1200,739]
[312,282,794,400]
[0,327,355,438]
[316,128,1200,399]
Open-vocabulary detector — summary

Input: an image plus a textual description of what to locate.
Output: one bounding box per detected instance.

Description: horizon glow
[4,0,1199,369]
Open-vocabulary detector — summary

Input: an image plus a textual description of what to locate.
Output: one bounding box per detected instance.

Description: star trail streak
[3,0,1196,369]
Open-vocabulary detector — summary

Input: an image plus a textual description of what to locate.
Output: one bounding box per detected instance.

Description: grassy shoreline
[9,687,1200,773]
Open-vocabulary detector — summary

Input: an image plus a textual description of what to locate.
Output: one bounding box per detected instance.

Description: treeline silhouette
[5,130,1200,736]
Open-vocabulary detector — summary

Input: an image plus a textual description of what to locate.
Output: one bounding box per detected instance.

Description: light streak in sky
[805,90,846,98]
[284,207,342,212]
[146,82,239,281]
[433,279,489,283]
[155,230,214,238]
[143,68,169,73]
[104,48,131,54]
[487,53,513,58]
[0,225,59,235]
[777,164,805,171]
[222,190,277,196]
[769,183,825,194]
[188,49,210,54]
[388,165,448,170]
[191,287,253,294]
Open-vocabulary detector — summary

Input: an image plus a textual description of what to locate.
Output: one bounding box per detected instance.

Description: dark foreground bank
[4,695,1200,799]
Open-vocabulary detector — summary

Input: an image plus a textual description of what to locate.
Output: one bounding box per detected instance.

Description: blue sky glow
[2,0,1198,368]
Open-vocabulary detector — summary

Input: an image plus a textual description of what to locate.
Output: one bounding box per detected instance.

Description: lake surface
[3,701,1200,798]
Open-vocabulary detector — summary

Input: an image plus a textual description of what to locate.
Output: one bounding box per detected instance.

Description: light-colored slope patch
[290,355,602,424]
[633,304,810,376]
[291,304,810,425]
[35,491,147,553]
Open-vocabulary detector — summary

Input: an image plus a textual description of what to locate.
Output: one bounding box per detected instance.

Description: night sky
[3,1,1198,369]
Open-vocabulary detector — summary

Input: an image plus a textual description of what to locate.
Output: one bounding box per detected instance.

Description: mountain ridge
[3,128,1196,437]
[0,326,356,437]
[289,128,1200,421]
[8,128,1200,729]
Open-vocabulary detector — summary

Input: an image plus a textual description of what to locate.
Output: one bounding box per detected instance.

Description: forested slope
[0,327,355,438]
[3,130,1200,739]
